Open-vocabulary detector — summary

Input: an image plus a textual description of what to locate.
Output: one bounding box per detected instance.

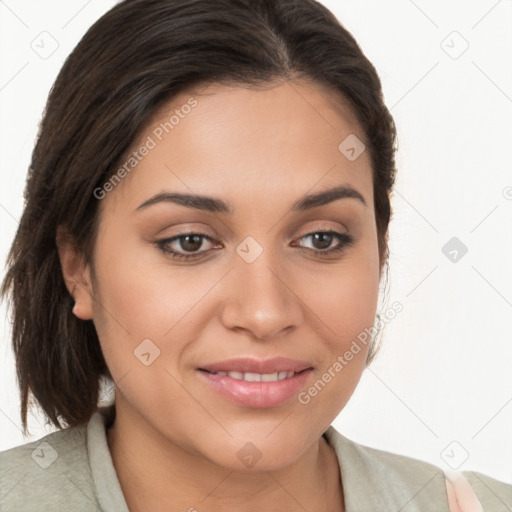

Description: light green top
[1,406,511,511]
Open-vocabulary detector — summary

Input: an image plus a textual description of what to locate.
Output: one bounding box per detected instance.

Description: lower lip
[197,369,313,408]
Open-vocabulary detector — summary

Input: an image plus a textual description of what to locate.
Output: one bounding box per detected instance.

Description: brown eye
[156,233,216,260]
[156,230,355,262]
[177,234,204,252]
[295,230,355,256]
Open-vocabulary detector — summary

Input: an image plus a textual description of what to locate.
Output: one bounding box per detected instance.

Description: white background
[1,0,511,485]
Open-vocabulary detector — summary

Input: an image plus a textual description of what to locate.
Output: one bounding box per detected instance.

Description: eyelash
[155,229,355,261]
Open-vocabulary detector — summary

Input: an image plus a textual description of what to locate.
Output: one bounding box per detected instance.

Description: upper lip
[199,357,313,374]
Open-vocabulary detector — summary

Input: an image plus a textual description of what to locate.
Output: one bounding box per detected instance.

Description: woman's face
[80,79,381,470]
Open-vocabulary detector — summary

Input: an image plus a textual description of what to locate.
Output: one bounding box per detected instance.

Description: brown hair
[1,0,397,433]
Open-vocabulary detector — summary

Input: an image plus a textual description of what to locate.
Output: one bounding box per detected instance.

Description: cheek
[304,240,380,347]
[297,244,380,412]
[91,224,197,330]
[89,232,221,378]
[313,270,377,331]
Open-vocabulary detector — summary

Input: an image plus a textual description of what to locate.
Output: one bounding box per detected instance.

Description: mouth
[198,356,313,375]
[200,369,303,382]
[196,357,314,408]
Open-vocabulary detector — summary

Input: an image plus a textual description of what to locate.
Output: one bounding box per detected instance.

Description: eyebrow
[135,184,367,214]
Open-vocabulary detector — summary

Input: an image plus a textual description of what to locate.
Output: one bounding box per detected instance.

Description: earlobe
[56,225,94,320]
[71,287,93,320]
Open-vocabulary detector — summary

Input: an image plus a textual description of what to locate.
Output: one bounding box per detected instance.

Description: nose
[219,248,304,340]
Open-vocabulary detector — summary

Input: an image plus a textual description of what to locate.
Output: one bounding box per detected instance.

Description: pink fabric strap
[445,471,484,512]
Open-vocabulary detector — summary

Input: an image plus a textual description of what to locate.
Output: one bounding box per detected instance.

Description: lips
[197,357,314,407]
[198,368,313,408]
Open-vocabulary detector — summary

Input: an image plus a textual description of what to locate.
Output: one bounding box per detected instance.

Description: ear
[56,225,94,320]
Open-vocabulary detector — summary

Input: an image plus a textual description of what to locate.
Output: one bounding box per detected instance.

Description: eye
[155,229,355,261]
[156,233,218,260]
[294,229,355,257]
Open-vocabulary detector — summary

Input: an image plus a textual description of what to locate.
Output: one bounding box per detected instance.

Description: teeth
[244,372,261,382]
[225,371,242,379]
[213,371,296,382]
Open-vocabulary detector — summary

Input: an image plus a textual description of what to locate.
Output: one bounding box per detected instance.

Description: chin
[199,433,314,473]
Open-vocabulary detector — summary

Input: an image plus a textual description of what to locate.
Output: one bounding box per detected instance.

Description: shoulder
[325,426,447,490]
[0,423,100,512]
[324,426,512,511]
[462,470,512,509]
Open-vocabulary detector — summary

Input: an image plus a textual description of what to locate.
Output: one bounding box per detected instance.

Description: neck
[106,402,344,512]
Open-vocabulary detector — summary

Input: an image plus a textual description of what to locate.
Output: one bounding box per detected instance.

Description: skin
[58,78,382,512]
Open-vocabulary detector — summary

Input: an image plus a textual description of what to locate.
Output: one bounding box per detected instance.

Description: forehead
[103,79,373,215]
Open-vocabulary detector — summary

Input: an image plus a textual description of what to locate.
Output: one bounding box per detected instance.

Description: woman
[1,0,510,510]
